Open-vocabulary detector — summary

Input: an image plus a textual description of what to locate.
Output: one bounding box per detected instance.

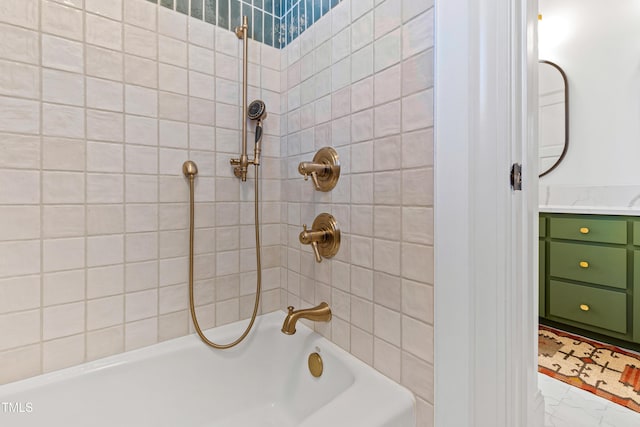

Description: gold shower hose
[183,160,261,349]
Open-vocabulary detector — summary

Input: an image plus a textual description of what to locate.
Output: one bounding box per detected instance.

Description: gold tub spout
[281,302,332,335]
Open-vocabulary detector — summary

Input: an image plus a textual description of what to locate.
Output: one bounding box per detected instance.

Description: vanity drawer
[549,241,627,289]
[549,217,626,244]
[549,280,627,334]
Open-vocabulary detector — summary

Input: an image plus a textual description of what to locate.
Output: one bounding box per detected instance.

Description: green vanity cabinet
[539,213,640,344]
[539,217,546,317]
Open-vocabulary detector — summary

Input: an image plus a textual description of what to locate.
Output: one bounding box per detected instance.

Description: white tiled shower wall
[280,0,434,425]
[0,0,282,383]
[0,0,434,425]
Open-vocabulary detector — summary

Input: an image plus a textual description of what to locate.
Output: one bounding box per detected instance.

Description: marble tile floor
[540,372,640,426]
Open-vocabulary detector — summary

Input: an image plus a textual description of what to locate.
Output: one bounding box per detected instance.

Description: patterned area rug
[539,325,640,413]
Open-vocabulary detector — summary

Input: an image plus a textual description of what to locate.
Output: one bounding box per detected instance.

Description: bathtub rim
[0,309,416,426]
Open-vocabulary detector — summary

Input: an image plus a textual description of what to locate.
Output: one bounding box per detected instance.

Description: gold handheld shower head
[248,99,267,121]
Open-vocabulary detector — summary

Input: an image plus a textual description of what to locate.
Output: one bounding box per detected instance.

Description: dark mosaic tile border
[147,0,343,48]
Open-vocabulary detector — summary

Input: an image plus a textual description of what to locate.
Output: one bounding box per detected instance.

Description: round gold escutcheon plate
[308,352,323,377]
[312,147,341,192]
[312,213,341,260]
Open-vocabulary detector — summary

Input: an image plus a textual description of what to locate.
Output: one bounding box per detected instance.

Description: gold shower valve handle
[300,224,322,262]
[298,147,340,192]
[311,241,322,263]
[299,214,340,263]
[302,171,322,191]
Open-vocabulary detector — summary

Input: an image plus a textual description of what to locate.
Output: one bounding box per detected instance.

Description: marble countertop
[539,185,640,216]
[539,205,640,215]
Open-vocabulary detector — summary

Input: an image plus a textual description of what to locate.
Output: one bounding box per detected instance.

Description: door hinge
[510,163,522,191]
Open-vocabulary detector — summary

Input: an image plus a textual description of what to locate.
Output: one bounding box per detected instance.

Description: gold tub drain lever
[308,352,323,377]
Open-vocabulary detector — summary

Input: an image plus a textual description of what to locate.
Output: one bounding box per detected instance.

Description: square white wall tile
[43,302,85,340]
[0,310,40,351]
[1,24,40,66]
[85,0,122,21]
[87,265,124,299]
[374,0,401,39]
[125,25,158,60]
[43,334,85,373]
[44,269,85,306]
[0,60,39,100]
[43,237,85,272]
[0,133,39,170]
[124,0,157,31]
[126,115,158,146]
[0,0,39,30]
[125,317,158,351]
[86,14,123,51]
[0,206,40,241]
[88,109,124,143]
[0,275,40,314]
[87,235,124,267]
[42,171,84,204]
[43,205,85,238]
[87,77,124,111]
[87,295,124,330]
[0,96,40,134]
[0,170,40,204]
[86,325,123,361]
[86,45,122,80]
[43,103,85,139]
[41,1,83,41]
[0,345,41,384]
[402,9,434,60]
[125,85,158,118]
[158,6,187,41]
[87,205,124,236]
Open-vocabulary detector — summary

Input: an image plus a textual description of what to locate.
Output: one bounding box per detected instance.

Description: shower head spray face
[248,100,267,147]
[248,100,267,121]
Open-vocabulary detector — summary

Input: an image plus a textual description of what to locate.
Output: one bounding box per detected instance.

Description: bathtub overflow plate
[308,352,323,377]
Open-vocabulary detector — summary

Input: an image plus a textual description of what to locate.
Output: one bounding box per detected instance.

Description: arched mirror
[538,60,569,177]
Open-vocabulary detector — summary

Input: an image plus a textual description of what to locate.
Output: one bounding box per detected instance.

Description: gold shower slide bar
[230,16,257,181]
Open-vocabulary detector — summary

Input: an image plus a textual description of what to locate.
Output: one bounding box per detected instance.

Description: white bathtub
[0,311,415,426]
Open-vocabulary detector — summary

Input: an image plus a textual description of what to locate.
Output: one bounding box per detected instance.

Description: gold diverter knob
[580,304,590,312]
[299,213,340,263]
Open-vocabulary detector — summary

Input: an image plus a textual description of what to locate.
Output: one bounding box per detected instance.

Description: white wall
[539,0,640,186]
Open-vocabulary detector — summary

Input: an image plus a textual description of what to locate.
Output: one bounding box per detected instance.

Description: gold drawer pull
[580,304,590,312]
[579,227,590,234]
[579,261,589,268]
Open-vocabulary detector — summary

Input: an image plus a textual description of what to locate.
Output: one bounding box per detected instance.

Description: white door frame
[433,0,544,425]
